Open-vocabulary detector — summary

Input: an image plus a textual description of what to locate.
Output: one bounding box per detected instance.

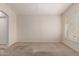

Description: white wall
[0,4,62,45]
[17,16,62,42]
[62,4,79,52]
[0,4,17,46]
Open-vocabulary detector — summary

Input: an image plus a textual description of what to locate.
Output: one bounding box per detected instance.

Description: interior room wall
[17,15,62,42]
[0,4,17,46]
[62,4,79,52]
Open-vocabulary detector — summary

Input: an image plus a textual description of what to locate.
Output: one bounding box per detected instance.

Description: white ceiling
[7,3,72,16]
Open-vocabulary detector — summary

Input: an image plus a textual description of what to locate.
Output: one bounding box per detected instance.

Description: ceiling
[7,3,72,16]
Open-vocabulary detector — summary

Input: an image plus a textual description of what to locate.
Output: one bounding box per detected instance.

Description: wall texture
[62,4,79,52]
[17,16,62,42]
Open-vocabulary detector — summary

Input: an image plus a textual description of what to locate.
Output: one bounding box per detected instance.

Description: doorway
[0,10,8,44]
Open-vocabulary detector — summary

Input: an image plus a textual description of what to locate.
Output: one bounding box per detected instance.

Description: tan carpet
[0,42,79,56]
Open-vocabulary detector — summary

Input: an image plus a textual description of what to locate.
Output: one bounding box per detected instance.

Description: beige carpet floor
[0,43,79,56]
